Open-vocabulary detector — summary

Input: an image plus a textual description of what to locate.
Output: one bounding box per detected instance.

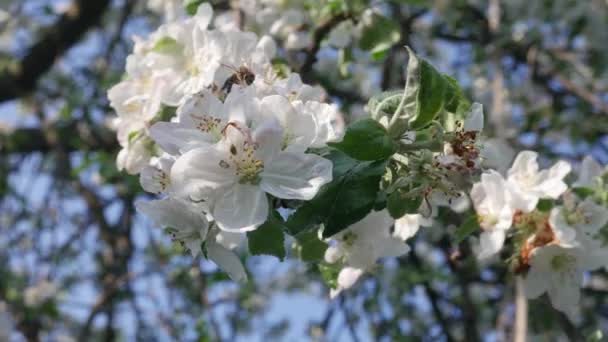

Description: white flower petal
[194,3,213,30]
[324,245,343,264]
[573,156,603,188]
[213,184,268,232]
[149,122,213,155]
[523,269,548,299]
[135,198,208,234]
[394,215,423,241]
[207,241,248,283]
[170,146,237,200]
[463,102,484,132]
[477,230,506,259]
[337,267,364,290]
[261,152,333,200]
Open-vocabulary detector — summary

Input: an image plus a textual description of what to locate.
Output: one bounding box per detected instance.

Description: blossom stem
[514,276,527,342]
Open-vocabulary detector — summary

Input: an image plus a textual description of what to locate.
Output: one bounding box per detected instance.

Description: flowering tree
[1,0,607,340]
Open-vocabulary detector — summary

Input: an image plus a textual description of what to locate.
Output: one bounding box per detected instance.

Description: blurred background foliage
[0,0,607,341]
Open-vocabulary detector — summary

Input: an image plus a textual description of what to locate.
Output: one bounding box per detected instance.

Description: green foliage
[572,187,596,200]
[294,230,328,262]
[318,263,341,289]
[536,199,554,212]
[184,0,207,15]
[408,59,448,129]
[329,118,396,161]
[368,48,471,139]
[387,191,422,219]
[151,36,182,54]
[247,211,286,261]
[313,0,367,17]
[368,90,403,119]
[286,150,387,238]
[386,0,431,6]
[338,47,353,77]
[271,58,291,79]
[359,13,401,61]
[453,215,480,244]
[586,329,604,342]
[156,105,178,122]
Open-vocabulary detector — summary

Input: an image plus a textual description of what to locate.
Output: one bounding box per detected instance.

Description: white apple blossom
[507,151,571,212]
[257,73,325,102]
[116,135,154,175]
[394,214,433,241]
[23,280,58,307]
[132,4,215,104]
[150,87,256,155]
[293,100,345,146]
[171,120,333,232]
[136,198,249,281]
[140,155,174,194]
[136,198,209,256]
[550,198,608,248]
[324,210,410,296]
[470,171,515,259]
[108,59,169,174]
[523,244,599,321]
[573,155,605,188]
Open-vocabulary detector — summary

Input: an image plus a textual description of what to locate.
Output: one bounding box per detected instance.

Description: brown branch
[300,13,352,83]
[0,121,116,155]
[433,8,608,116]
[0,0,112,103]
[408,252,457,342]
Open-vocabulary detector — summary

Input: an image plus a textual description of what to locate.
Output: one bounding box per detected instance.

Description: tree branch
[0,121,116,154]
[0,0,112,103]
[300,13,352,83]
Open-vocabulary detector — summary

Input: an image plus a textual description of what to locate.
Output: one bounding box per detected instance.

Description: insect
[221,64,256,93]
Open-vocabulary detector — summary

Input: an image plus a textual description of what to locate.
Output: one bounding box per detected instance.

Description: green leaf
[387,0,431,6]
[286,150,387,238]
[338,48,353,78]
[359,14,400,52]
[410,59,448,129]
[329,118,396,161]
[370,42,391,61]
[247,213,286,261]
[151,36,182,54]
[586,329,603,342]
[536,199,554,212]
[128,130,141,143]
[156,105,177,122]
[572,187,595,199]
[318,263,341,289]
[271,58,291,79]
[367,90,403,119]
[295,230,328,262]
[387,191,422,219]
[184,0,206,15]
[387,47,467,136]
[454,215,480,244]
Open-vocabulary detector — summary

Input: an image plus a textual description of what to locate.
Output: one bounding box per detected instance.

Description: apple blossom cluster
[107,2,608,322]
[470,153,608,319]
[108,3,344,281]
